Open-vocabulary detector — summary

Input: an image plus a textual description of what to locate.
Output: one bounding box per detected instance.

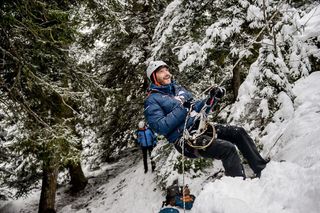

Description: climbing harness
[183,105,217,150]
[179,86,221,151]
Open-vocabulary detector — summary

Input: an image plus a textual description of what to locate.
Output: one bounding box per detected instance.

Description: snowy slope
[193,71,320,213]
[60,159,164,213]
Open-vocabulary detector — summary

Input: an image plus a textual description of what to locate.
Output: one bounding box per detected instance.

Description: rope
[181,108,192,213]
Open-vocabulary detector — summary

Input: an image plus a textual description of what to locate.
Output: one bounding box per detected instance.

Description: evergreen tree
[228,1,320,133]
[0,0,88,212]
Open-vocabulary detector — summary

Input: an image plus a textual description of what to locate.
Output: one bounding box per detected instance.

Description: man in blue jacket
[136,120,157,173]
[144,60,269,178]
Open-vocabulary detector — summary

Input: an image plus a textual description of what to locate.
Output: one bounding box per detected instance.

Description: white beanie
[146,61,168,81]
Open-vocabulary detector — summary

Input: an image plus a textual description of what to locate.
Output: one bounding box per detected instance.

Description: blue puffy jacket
[144,82,206,143]
[136,128,156,147]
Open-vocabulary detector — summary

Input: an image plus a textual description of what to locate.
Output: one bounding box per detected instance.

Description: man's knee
[223,143,238,159]
[200,139,235,159]
[221,145,242,175]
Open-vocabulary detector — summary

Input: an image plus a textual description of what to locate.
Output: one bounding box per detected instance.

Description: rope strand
[181,108,192,213]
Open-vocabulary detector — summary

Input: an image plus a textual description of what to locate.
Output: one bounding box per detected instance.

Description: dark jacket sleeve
[144,95,188,136]
[135,130,141,145]
[174,84,193,101]
[174,83,207,113]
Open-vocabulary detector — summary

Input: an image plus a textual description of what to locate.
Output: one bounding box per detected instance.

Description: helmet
[146,61,168,80]
[138,121,145,129]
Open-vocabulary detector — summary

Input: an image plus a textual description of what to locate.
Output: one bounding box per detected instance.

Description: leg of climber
[215,124,269,175]
[198,137,244,177]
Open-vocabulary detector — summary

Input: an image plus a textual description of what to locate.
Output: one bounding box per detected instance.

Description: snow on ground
[194,161,320,213]
[60,159,164,213]
[1,149,164,213]
[193,71,320,213]
[0,190,40,213]
[62,68,320,213]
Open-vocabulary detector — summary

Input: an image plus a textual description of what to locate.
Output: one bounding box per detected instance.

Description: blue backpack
[159,207,180,213]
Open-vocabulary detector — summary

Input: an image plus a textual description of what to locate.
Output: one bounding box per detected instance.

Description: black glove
[175,95,193,110]
[183,100,192,109]
[209,86,226,99]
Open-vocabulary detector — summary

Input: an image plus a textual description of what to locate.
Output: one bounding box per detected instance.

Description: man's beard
[163,74,172,80]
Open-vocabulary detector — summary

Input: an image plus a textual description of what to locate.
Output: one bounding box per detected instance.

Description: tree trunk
[232,65,241,102]
[68,161,88,193]
[263,0,269,33]
[273,28,278,57]
[38,164,59,213]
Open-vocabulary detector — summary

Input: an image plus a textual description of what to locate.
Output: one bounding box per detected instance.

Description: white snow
[194,161,320,213]
[61,161,163,213]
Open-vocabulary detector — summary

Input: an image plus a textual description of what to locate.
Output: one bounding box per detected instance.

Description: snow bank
[193,161,320,213]
[193,71,320,213]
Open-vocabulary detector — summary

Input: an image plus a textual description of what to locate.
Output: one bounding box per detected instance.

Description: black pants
[175,125,268,177]
[141,146,154,173]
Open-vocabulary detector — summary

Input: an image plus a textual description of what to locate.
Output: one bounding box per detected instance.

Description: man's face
[155,66,172,85]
